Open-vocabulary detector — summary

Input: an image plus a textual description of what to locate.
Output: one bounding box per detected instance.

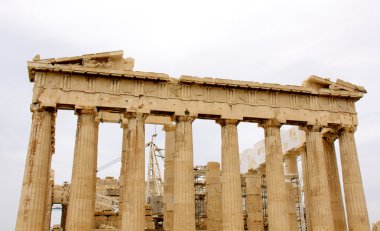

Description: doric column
[65,108,99,231]
[118,119,129,226]
[338,126,370,231]
[205,162,222,231]
[284,152,298,176]
[260,120,290,231]
[323,130,347,230]
[44,170,55,230]
[303,125,334,231]
[61,204,67,231]
[163,124,176,231]
[284,152,299,231]
[121,113,147,231]
[300,147,311,231]
[15,107,56,231]
[286,182,298,231]
[173,116,196,231]
[217,119,244,231]
[245,172,264,231]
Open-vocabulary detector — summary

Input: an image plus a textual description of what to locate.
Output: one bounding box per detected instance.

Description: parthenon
[16,50,371,231]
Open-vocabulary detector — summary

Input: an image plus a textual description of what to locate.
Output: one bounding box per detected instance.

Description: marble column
[118,120,129,226]
[163,124,176,231]
[300,147,311,231]
[303,125,334,231]
[121,113,147,231]
[338,126,370,231]
[323,131,347,231]
[173,116,196,231]
[286,182,298,231]
[206,162,222,231]
[245,173,264,231]
[284,152,298,176]
[61,204,67,231]
[260,120,290,231]
[217,119,244,231]
[284,152,299,231]
[44,170,55,230]
[66,108,99,231]
[15,108,55,231]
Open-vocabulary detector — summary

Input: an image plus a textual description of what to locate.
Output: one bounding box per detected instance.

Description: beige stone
[205,162,222,231]
[323,130,347,230]
[284,152,298,176]
[66,108,99,231]
[286,182,298,231]
[173,116,196,231]
[121,113,147,231]
[260,120,290,231]
[16,109,55,231]
[373,221,380,231]
[118,121,129,226]
[163,124,176,231]
[245,173,264,231]
[284,153,298,231]
[300,147,312,230]
[18,51,371,230]
[303,125,335,231]
[218,119,244,231]
[339,126,370,231]
[44,170,55,230]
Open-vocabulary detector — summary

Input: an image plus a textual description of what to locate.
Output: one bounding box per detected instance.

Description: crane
[146,133,164,198]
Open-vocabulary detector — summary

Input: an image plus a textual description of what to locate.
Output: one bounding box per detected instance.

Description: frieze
[27,51,366,126]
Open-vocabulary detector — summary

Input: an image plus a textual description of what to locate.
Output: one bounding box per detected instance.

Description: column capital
[301,124,324,132]
[284,150,298,159]
[163,124,176,132]
[322,128,338,142]
[75,106,98,116]
[296,144,307,154]
[259,119,282,129]
[125,112,148,120]
[216,119,240,126]
[338,125,357,134]
[30,103,56,113]
[174,115,195,123]
[120,118,128,128]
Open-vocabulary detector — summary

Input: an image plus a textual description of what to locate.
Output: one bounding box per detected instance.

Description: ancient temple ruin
[16,50,371,231]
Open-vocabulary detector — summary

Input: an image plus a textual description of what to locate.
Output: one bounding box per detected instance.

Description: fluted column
[300,147,311,231]
[323,130,347,230]
[173,116,196,231]
[16,108,55,231]
[284,152,299,231]
[303,125,334,231]
[206,162,222,231]
[65,108,99,231]
[217,119,244,231]
[121,113,147,231]
[44,170,55,230]
[163,124,176,231]
[260,120,290,231]
[338,126,370,231]
[118,120,129,226]
[61,204,67,230]
[245,173,264,231]
[284,152,298,176]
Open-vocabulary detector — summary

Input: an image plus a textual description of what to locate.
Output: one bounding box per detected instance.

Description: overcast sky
[1,0,379,230]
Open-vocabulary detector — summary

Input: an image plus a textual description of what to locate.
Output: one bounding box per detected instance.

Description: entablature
[27,51,366,127]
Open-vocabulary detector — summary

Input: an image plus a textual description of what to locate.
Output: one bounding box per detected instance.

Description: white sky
[0,0,379,229]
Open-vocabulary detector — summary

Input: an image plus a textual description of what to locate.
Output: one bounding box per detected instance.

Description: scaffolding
[261,176,268,231]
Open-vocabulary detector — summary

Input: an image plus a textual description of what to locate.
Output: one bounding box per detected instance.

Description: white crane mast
[146,134,164,198]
